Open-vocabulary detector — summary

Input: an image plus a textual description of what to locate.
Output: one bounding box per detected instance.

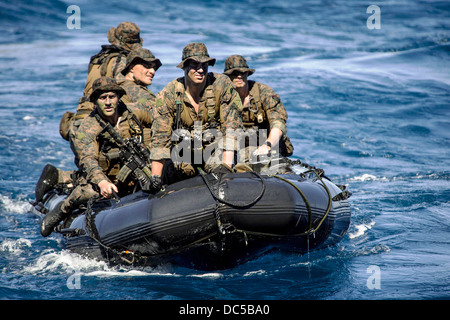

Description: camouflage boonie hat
[89,77,126,102]
[223,55,255,76]
[121,48,162,75]
[177,42,216,69]
[107,22,143,51]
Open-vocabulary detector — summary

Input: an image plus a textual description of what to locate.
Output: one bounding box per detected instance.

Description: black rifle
[96,114,152,191]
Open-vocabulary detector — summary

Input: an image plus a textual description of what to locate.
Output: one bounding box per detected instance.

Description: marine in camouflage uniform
[72,21,144,134]
[89,21,144,93]
[35,23,146,202]
[150,42,243,184]
[40,77,153,237]
[120,48,162,145]
[223,55,293,165]
[65,21,144,151]
[120,48,162,112]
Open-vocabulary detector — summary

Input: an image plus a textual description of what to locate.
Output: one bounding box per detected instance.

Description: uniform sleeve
[217,75,243,151]
[150,82,176,160]
[121,81,156,113]
[259,83,287,134]
[74,117,109,185]
[143,89,156,107]
[133,109,153,128]
[120,93,133,106]
[111,56,127,84]
[138,89,156,114]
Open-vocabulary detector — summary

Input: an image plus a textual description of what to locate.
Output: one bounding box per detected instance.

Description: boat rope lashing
[257,156,314,232]
[197,167,265,208]
[307,169,332,233]
[197,166,264,248]
[84,196,102,243]
[198,165,333,240]
[265,157,334,235]
[273,168,332,236]
[84,194,221,265]
[213,201,249,246]
[223,169,333,239]
[271,174,313,232]
[84,195,138,264]
[278,168,332,235]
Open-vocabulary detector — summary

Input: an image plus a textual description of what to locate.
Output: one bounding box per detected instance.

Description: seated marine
[40,77,154,237]
[149,42,243,186]
[120,47,162,113]
[35,22,147,203]
[120,47,162,143]
[223,55,294,165]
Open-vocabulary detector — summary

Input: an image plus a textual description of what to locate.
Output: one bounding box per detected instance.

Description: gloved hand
[149,175,162,192]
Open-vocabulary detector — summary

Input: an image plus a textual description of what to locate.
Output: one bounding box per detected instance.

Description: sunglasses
[230,70,248,77]
[140,62,158,70]
[188,61,209,70]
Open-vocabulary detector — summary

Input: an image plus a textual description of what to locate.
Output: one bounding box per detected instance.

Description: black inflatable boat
[33,166,351,270]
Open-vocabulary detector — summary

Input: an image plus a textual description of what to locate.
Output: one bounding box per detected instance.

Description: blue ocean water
[0,0,449,301]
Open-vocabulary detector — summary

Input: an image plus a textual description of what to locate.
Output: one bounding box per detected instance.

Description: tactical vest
[173,74,221,133]
[84,45,129,98]
[242,81,294,157]
[95,109,144,180]
[241,81,268,130]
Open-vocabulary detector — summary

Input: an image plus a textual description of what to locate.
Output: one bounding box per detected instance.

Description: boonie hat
[223,55,255,76]
[107,21,143,51]
[121,48,162,75]
[177,42,216,69]
[89,77,126,102]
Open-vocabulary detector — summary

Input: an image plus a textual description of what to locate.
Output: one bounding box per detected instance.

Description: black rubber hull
[59,173,351,270]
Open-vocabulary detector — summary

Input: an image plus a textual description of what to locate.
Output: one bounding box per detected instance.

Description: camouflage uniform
[41,77,153,237]
[120,48,161,147]
[223,55,293,161]
[151,43,243,180]
[120,48,162,113]
[121,80,156,112]
[61,22,144,163]
[62,78,152,214]
[95,21,143,88]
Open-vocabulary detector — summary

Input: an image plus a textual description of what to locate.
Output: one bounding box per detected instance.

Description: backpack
[59,111,75,141]
[59,45,129,141]
[83,44,129,98]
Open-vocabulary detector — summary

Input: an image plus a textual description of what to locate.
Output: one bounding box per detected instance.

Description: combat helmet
[89,77,126,102]
[223,55,255,76]
[121,48,162,75]
[177,42,216,69]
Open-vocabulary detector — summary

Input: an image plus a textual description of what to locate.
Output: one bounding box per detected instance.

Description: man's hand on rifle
[98,179,119,198]
[149,175,162,192]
